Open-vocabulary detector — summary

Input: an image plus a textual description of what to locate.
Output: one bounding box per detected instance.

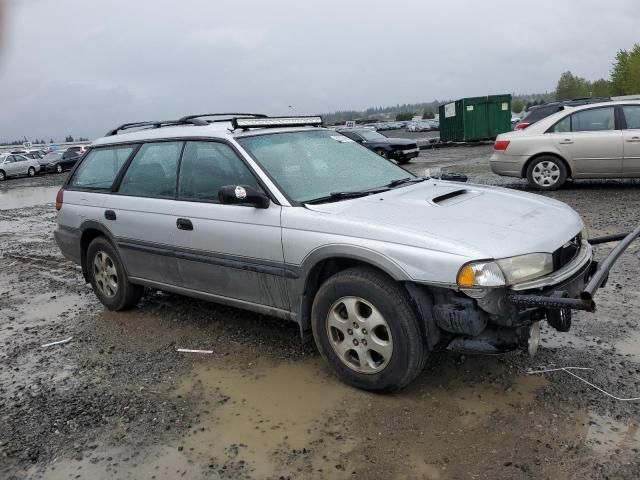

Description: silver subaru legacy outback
[54,114,639,392]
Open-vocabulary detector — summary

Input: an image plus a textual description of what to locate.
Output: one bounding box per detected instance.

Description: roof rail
[106,113,269,136]
[105,120,181,136]
[177,113,267,125]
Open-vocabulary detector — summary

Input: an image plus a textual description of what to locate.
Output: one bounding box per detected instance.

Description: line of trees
[0,136,89,146]
[555,43,640,101]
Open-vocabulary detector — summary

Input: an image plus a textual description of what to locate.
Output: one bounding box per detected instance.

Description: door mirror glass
[218,185,270,208]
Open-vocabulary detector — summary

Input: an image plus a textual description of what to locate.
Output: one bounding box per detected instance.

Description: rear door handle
[104,210,116,221]
[176,218,193,231]
[559,139,574,144]
[626,136,640,142]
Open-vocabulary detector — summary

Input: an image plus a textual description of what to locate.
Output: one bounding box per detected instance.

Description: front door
[622,105,640,175]
[549,106,623,176]
[172,141,288,311]
[10,155,29,175]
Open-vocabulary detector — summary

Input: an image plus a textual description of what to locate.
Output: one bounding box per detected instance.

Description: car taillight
[514,122,530,130]
[55,188,64,211]
[494,140,510,151]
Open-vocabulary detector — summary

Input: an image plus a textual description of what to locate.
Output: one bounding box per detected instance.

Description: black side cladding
[432,297,488,336]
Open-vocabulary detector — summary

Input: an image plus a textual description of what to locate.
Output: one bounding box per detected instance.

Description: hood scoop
[431,188,478,206]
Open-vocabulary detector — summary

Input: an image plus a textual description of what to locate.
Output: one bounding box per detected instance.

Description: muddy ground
[1,147,639,480]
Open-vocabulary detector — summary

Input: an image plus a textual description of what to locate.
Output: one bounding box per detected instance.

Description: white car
[491,100,640,190]
[0,153,41,181]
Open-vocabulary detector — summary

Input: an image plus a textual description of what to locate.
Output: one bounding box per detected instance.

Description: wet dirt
[1,155,640,479]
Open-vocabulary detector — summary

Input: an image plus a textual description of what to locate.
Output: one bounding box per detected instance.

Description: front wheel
[87,237,143,311]
[526,156,567,190]
[375,149,389,159]
[28,167,35,177]
[0,170,5,181]
[56,164,63,173]
[311,267,427,392]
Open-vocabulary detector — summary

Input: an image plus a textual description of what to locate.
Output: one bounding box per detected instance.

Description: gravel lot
[1,146,639,480]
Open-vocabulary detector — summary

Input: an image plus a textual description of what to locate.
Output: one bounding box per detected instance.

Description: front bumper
[393,148,420,160]
[508,225,640,312]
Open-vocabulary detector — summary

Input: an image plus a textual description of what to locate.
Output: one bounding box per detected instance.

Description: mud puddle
[586,412,640,457]
[0,185,59,209]
[172,358,354,478]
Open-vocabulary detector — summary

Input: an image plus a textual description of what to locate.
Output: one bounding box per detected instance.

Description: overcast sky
[0,0,638,141]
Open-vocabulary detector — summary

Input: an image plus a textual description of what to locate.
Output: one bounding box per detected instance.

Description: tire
[28,167,35,177]
[0,170,5,181]
[87,237,143,311]
[311,266,427,393]
[375,149,389,159]
[526,156,567,191]
[56,164,63,174]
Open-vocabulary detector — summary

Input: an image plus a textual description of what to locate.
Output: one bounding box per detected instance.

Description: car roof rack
[177,113,267,125]
[105,113,269,136]
[105,120,182,136]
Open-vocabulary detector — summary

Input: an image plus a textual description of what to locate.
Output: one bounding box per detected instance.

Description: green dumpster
[439,94,512,142]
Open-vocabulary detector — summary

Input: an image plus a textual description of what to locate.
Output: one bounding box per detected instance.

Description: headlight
[457,253,553,288]
[496,253,553,284]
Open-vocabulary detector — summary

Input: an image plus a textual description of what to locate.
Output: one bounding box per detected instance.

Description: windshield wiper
[386,177,426,188]
[305,188,387,205]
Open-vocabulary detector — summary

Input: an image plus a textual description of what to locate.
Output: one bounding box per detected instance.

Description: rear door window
[178,141,259,202]
[623,106,640,130]
[70,146,135,190]
[118,142,182,198]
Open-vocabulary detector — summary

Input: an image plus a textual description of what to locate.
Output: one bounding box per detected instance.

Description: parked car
[336,128,419,163]
[53,114,637,392]
[514,98,611,130]
[0,153,41,180]
[39,151,79,173]
[491,100,640,190]
[20,150,44,160]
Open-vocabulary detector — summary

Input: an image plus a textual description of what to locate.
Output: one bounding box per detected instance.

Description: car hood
[304,181,582,259]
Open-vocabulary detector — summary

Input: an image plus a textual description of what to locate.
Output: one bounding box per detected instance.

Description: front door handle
[626,136,640,143]
[559,139,574,144]
[104,210,116,221]
[176,218,193,231]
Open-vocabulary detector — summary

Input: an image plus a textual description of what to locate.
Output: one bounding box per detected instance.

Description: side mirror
[218,185,270,209]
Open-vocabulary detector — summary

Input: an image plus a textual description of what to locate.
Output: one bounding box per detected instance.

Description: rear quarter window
[69,146,135,190]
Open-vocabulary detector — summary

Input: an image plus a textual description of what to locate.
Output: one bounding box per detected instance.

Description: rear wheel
[28,167,35,177]
[311,267,427,392]
[87,237,143,311]
[0,170,5,181]
[526,156,567,190]
[56,164,63,173]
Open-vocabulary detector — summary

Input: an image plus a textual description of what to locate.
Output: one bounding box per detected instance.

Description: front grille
[552,232,582,270]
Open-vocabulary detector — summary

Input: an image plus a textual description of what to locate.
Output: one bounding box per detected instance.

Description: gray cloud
[0,0,638,140]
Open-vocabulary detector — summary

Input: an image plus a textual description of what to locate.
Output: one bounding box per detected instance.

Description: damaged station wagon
[54,114,640,392]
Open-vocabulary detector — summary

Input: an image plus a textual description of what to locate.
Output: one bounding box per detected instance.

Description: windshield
[238,130,415,203]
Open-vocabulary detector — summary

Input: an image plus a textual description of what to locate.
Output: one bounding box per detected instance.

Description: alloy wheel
[532,161,560,187]
[93,251,118,297]
[326,296,393,374]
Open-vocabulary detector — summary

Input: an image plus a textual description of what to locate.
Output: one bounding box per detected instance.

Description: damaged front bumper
[508,224,640,313]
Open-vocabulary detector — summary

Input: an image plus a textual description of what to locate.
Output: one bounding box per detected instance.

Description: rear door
[549,106,623,176]
[107,141,183,286]
[172,141,288,311]
[622,105,640,175]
